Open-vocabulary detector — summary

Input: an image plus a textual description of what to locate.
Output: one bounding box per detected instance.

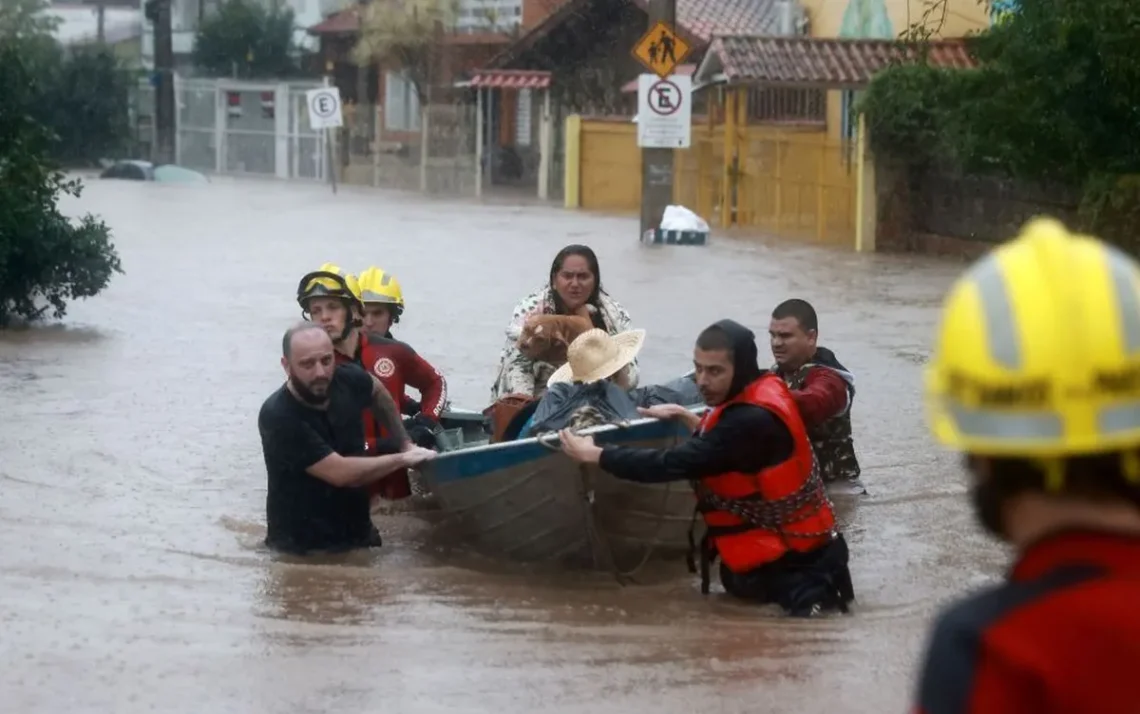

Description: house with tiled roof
[307,0,564,153]
[462,0,819,197]
[483,0,992,235]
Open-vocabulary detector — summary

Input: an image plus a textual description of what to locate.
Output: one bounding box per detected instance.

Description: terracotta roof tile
[674,0,779,42]
[487,0,779,69]
[308,7,360,36]
[628,0,778,43]
[705,36,976,88]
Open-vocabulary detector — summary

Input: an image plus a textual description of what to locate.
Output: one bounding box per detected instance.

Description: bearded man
[257,323,435,555]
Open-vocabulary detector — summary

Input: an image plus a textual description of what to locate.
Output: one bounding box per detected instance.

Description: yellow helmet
[296,262,363,311]
[357,266,405,320]
[924,217,1140,458]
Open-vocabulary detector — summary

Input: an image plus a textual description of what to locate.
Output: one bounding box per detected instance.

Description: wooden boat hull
[415,414,704,569]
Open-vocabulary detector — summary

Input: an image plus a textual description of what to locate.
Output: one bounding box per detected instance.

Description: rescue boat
[415,410,706,574]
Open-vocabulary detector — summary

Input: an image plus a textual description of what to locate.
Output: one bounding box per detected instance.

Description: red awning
[620,63,697,93]
[469,69,552,89]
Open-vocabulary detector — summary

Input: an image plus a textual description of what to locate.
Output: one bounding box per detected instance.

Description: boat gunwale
[431,405,708,462]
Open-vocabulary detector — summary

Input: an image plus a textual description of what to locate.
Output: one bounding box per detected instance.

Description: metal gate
[148,76,329,180]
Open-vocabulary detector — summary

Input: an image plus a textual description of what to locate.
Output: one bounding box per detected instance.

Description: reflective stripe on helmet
[1106,246,1140,354]
[949,404,1062,440]
[971,254,1021,369]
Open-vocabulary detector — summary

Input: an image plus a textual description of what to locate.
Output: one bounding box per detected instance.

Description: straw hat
[547,328,646,386]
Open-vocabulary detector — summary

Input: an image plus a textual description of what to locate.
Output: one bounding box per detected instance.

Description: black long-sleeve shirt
[598,405,793,484]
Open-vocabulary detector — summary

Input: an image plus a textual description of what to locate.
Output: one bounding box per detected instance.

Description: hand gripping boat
[415,408,707,576]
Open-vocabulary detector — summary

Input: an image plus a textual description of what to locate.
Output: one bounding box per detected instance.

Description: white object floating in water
[660,204,710,232]
[641,204,711,246]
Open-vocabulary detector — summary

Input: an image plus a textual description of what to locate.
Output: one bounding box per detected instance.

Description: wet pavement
[0,176,1007,713]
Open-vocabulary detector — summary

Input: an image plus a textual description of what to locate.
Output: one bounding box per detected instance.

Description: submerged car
[99,160,208,183]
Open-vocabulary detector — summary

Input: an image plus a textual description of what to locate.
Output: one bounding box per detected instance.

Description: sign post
[637,74,692,149]
[305,86,344,194]
[630,16,691,238]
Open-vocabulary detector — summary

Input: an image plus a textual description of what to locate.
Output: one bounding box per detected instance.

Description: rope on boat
[538,421,679,586]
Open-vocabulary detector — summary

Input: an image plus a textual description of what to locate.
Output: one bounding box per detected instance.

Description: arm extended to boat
[307,449,434,489]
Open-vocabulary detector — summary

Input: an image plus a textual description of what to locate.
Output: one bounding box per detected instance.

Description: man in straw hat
[910,217,1140,713]
[560,318,853,617]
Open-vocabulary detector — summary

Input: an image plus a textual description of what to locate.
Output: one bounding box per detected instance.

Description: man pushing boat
[258,323,436,555]
[559,319,854,617]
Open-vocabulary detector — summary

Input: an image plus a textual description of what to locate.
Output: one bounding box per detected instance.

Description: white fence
[137,76,329,181]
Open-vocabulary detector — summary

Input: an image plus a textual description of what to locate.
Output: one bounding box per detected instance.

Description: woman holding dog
[490,244,638,402]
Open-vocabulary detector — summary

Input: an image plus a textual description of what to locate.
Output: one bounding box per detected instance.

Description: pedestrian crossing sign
[631,21,692,79]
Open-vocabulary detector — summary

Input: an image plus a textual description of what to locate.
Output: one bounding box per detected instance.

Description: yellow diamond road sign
[632,21,692,79]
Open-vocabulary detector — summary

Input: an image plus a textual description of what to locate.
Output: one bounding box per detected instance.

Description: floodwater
[0,176,1007,713]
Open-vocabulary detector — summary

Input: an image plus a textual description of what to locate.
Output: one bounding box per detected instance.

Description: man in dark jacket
[560,319,854,616]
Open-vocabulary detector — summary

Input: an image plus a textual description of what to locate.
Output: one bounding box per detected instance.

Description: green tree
[44,46,133,164]
[193,0,300,78]
[861,0,1140,183]
[0,41,124,326]
[1,0,131,166]
[0,0,58,39]
[354,0,458,108]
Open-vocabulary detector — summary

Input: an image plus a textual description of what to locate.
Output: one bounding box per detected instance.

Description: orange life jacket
[695,373,837,578]
[334,334,411,501]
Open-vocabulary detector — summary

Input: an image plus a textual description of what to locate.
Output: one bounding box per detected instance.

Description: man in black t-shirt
[258,323,436,554]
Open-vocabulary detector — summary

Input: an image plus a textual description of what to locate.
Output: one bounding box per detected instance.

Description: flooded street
[1,176,1006,713]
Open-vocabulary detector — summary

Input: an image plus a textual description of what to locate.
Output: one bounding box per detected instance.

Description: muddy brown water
[0,176,1008,713]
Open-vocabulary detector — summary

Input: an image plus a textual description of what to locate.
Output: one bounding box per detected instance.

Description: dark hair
[282,321,327,359]
[549,244,604,314]
[772,298,818,333]
[969,453,1140,510]
[695,324,735,354]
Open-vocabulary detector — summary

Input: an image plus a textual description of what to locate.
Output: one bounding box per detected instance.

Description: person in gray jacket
[519,328,701,438]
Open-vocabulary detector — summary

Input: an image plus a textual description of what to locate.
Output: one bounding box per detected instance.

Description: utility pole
[148,0,176,164]
[95,0,105,43]
[638,0,676,237]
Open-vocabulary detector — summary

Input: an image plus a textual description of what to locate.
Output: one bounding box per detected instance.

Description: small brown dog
[517,313,594,363]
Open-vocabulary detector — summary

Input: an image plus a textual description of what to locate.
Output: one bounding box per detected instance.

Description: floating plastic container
[641,228,709,246]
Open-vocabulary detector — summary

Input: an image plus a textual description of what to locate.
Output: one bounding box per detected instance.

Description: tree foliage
[861,0,1140,182]
[193,0,300,78]
[0,32,124,325]
[0,0,59,40]
[858,0,1140,245]
[353,0,459,105]
[1,0,131,165]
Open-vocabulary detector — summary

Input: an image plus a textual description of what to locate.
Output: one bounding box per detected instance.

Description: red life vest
[696,373,837,574]
[335,332,411,500]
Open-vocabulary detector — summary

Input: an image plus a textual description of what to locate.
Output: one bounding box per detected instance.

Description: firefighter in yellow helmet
[911,217,1140,714]
[296,263,364,344]
[357,266,404,338]
[356,265,449,437]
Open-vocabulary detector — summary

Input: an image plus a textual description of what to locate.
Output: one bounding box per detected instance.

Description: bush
[856,63,969,169]
[858,0,1140,250]
[0,41,123,326]
[39,45,133,165]
[1079,174,1140,254]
